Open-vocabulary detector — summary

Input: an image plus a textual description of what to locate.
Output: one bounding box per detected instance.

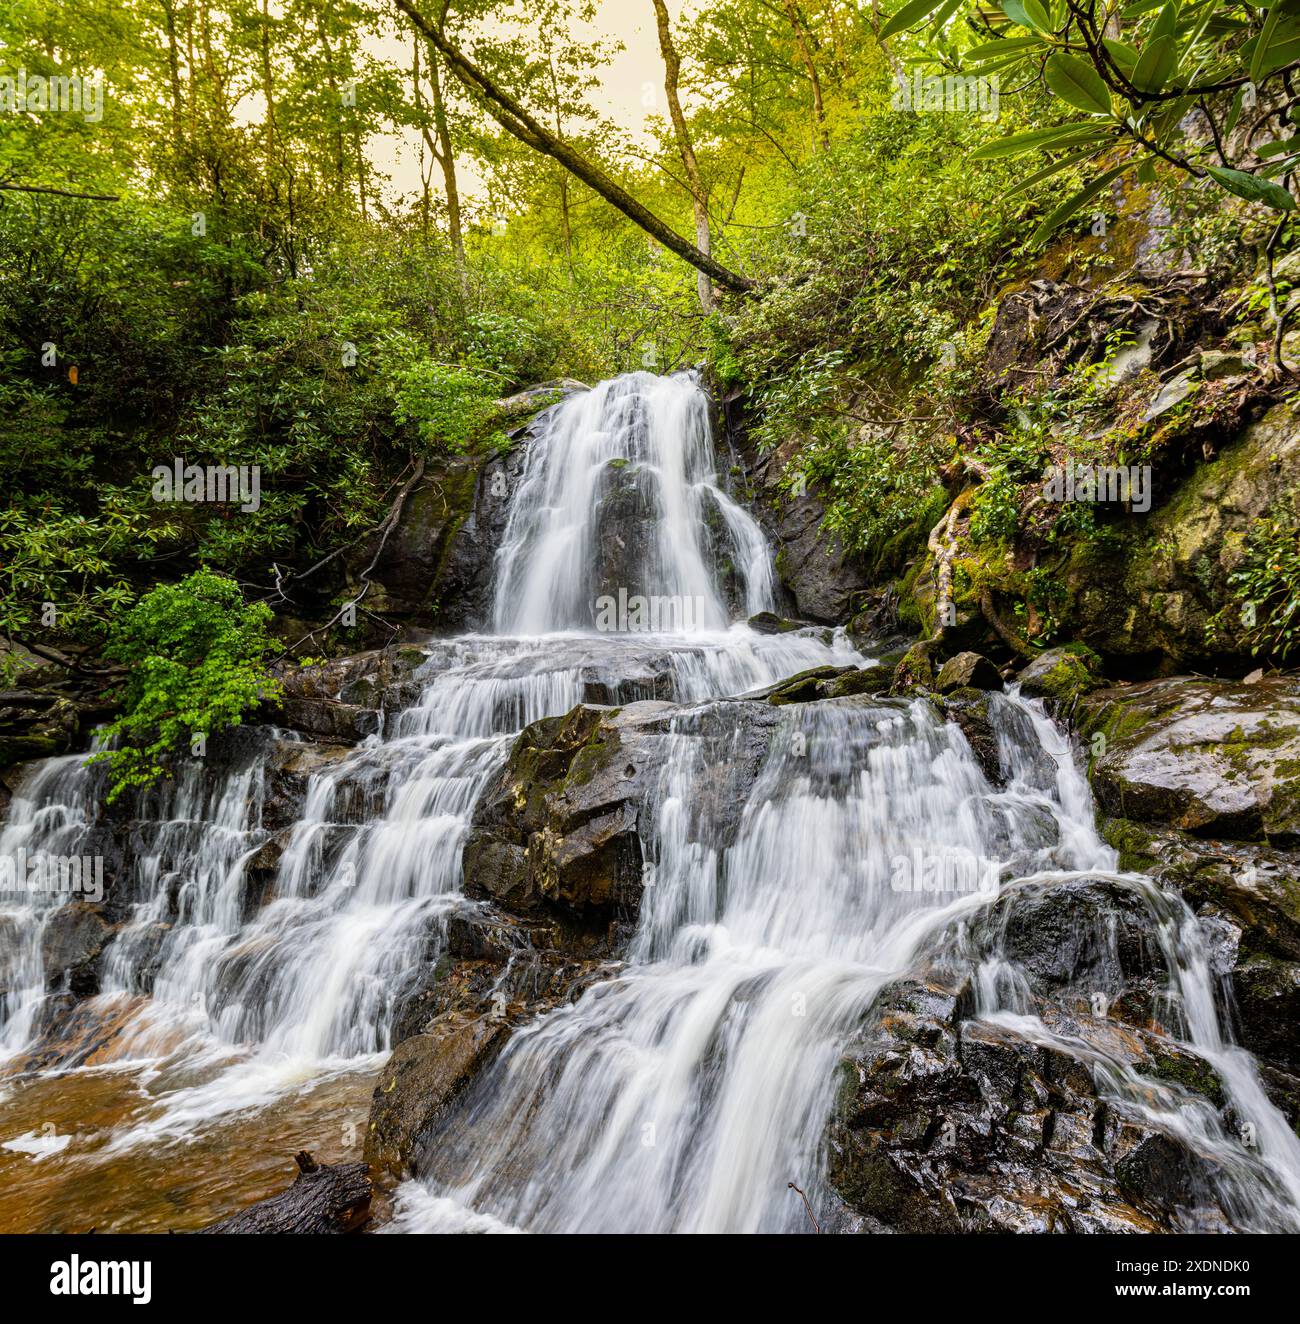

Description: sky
[368,0,692,205]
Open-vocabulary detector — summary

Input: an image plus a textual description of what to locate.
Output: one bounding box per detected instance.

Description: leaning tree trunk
[390,0,753,295]
[651,0,714,313]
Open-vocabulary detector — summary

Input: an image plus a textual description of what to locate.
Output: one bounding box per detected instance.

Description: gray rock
[365,1012,510,1177]
[1078,677,1300,842]
[935,652,1002,693]
[41,902,114,998]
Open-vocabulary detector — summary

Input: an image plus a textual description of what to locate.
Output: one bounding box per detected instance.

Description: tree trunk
[390,0,753,294]
[650,0,713,312]
[427,43,466,273]
[160,0,185,151]
[782,0,828,149]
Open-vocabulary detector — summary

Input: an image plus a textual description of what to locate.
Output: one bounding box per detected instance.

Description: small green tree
[89,569,282,801]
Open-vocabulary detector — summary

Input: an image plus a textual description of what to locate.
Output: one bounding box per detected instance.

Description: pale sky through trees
[365,0,692,205]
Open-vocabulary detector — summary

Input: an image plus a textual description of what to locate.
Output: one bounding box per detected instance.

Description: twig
[787,1181,821,1233]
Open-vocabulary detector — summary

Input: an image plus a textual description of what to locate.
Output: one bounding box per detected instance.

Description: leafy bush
[88,570,282,801]
[1230,509,1300,660]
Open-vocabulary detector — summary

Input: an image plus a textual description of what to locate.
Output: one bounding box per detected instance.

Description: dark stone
[365,1012,511,1177]
[40,902,114,998]
[935,652,1002,694]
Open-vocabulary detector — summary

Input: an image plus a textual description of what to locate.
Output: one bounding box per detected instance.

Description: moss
[0,733,64,769]
[1099,817,1161,873]
[1145,1047,1226,1109]
[1019,645,1103,705]
[892,640,940,694]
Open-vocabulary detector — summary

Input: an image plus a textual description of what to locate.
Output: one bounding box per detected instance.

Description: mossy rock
[1016,644,1104,708]
[1077,677,1300,842]
[891,640,941,694]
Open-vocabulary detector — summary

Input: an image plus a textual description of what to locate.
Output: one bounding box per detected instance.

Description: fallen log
[201,1151,372,1234]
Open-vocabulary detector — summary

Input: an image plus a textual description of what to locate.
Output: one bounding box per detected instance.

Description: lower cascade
[2,371,1298,1233]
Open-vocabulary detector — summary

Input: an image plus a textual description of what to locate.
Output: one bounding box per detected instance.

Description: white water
[2,370,1298,1232]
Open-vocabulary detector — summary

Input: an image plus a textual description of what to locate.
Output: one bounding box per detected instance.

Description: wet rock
[1016,645,1104,707]
[747,611,802,634]
[274,696,380,745]
[750,665,855,704]
[891,639,942,694]
[277,645,429,709]
[365,1011,511,1177]
[263,740,354,834]
[465,699,780,927]
[827,978,1237,1233]
[1079,677,1300,843]
[935,652,1001,694]
[464,703,665,921]
[933,688,1003,785]
[984,876,1171,998]
[1229,953,1300,1073]
[40,902,114,998]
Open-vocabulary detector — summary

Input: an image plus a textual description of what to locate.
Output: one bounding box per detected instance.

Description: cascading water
[388,692,1300,1233]
[2,369,1298,1233]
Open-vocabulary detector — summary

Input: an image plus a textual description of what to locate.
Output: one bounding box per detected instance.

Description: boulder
[1102,821,1300,1074]
[365,1011,510,1178]
[1079,677,1300,842]
[40,902,115,998]
[464,699,781,924]
[935,652,1002,694]
[1016,645,1104,707]
[1064,395,1300,667]
[827,979,1233,1233]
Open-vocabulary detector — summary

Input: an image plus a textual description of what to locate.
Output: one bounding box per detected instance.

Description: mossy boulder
[1064,395,1300,669]
[935,651,1001,694]
[891,639,942,694]
[1016,644,1104,707]
[463,700,779,924]
[1078,677,1300,842]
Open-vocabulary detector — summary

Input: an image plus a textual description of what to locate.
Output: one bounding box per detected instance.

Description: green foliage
[1229,505,1300,659]
[897,0,1300,239]
[969,469,1021,545]
[87,570,282,801]
[389,355,506,456]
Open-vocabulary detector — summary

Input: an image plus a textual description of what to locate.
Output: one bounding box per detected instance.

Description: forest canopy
[3,0,1297,666]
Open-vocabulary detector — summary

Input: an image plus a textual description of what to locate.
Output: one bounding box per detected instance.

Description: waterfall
[492,371,771,634]
[2,370,1298,1233]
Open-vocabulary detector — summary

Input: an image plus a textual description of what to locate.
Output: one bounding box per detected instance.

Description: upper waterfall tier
[490,372,773,636]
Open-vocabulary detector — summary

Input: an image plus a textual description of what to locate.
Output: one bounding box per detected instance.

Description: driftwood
[201,1151,371,1234]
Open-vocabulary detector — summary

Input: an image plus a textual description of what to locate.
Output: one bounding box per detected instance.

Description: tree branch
[390,0,754,293]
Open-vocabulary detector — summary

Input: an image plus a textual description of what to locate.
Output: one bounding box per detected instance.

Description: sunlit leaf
[1029,161,1134,245]
[970,121,1111,159]
[1206,165,1297,209]
[879,0,949,40]
[1130,33,1179,91]
[1044,52,1114,115]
